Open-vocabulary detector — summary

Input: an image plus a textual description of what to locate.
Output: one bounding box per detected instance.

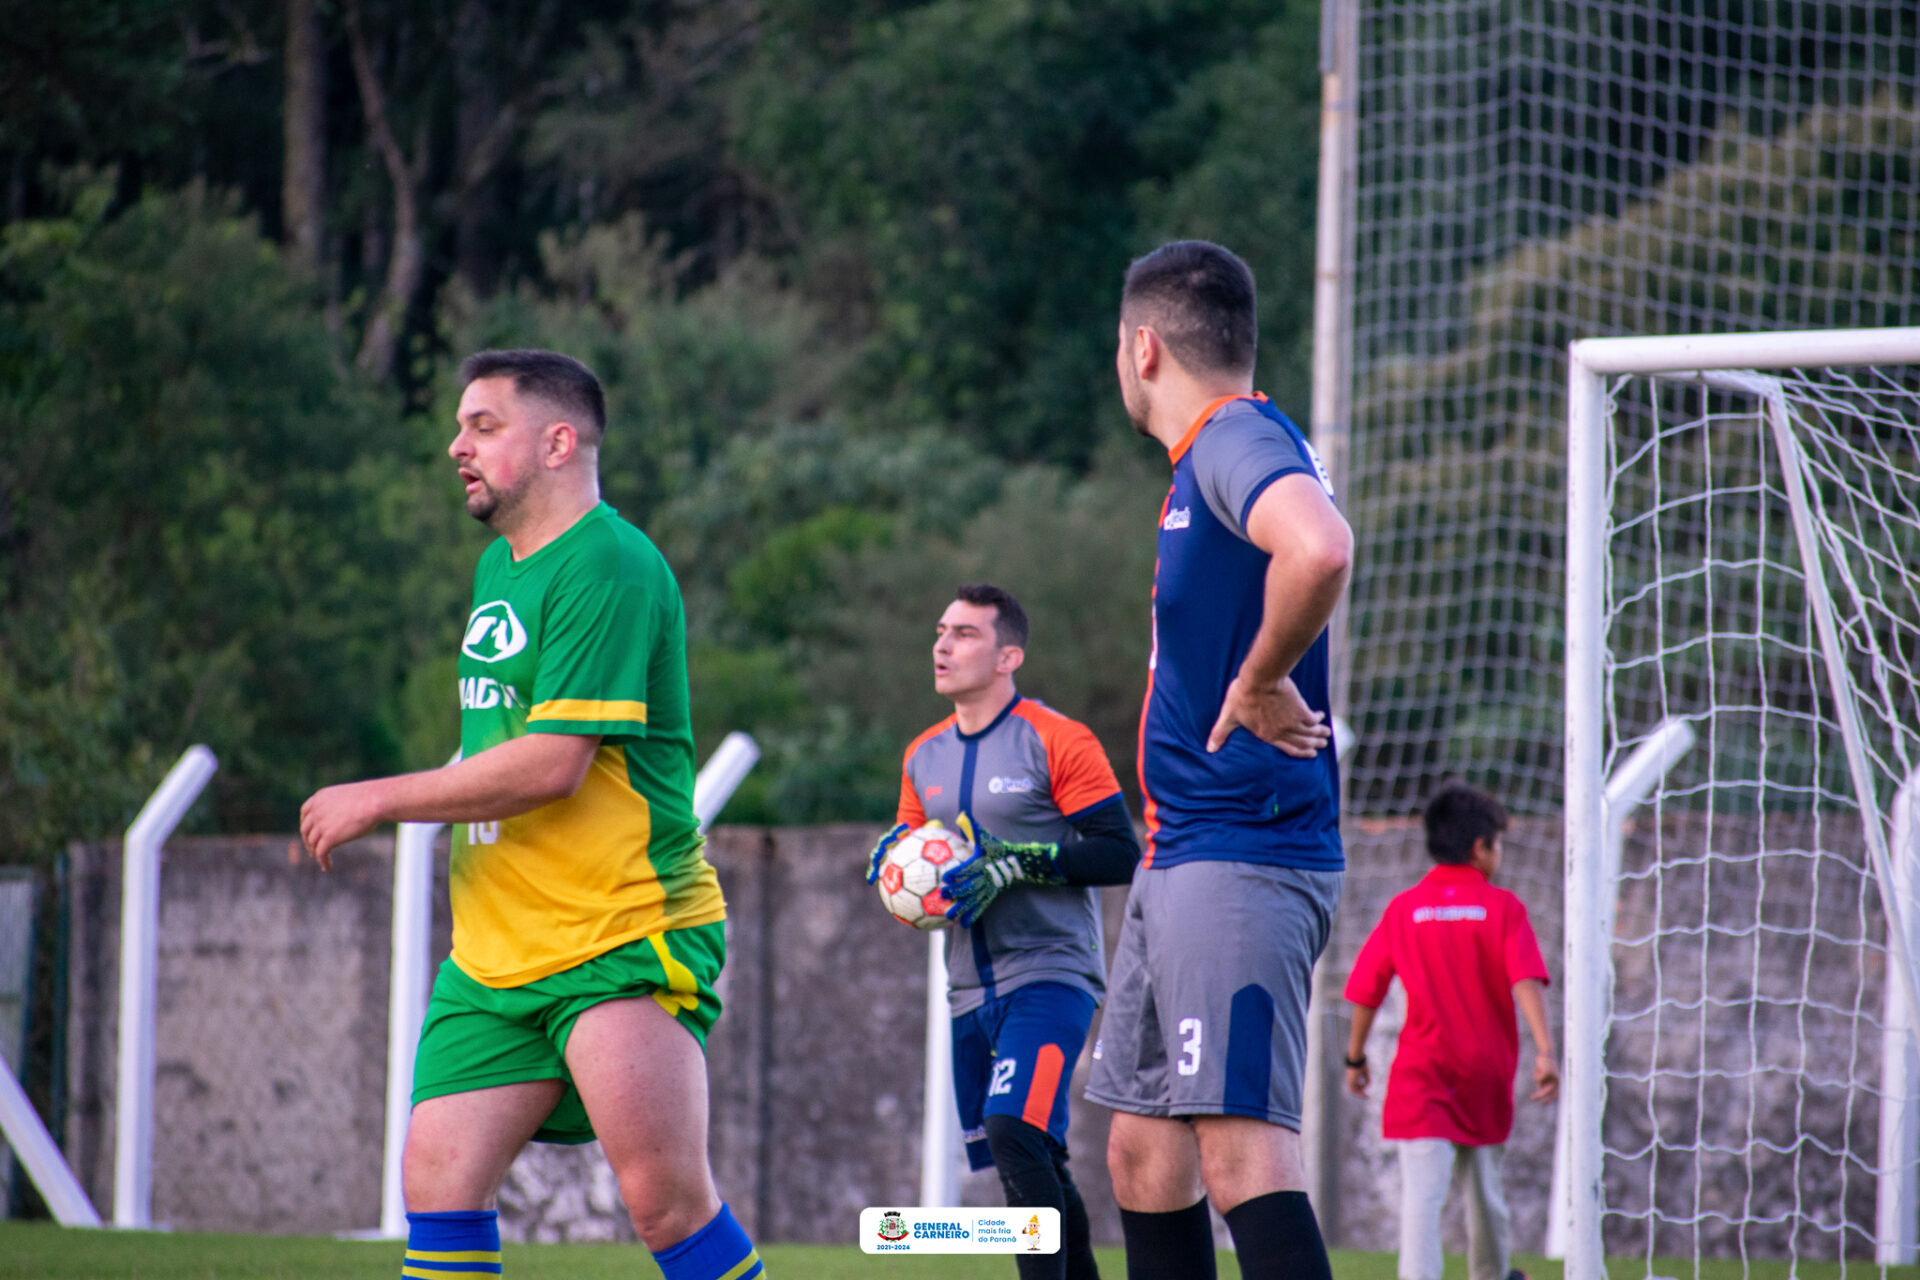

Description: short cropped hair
[954,583,1030,649]
[1423,782,1510,866]
[459,349,607,445]
[1120,240,1258,377]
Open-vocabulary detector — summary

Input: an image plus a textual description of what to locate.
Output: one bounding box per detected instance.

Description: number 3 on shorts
[1176,1017,1203,1076]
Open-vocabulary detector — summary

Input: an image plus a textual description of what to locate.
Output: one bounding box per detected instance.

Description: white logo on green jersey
[459,676,522,710]
[462,601,528,663]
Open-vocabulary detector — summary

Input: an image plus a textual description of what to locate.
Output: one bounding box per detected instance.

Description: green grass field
[0,1225,1409,1280]
[1,1226,1911,1280]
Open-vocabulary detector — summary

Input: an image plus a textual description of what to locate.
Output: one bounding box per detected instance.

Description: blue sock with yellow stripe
[404,1209,502,1279]
[651,1202,763,1280]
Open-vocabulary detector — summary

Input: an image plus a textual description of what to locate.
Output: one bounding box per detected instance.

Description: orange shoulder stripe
[896,715,956,828]
[1166,391,1269,465]
[902,715,958,766]
[1013,701,1121,817]
[1010,699,1088,748]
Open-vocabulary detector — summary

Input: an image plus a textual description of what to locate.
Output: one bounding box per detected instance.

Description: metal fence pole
[114,745,218,1229]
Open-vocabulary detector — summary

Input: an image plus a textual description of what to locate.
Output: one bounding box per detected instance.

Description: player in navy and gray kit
[867,583,1141,1280]
[1084,241,1353,1280]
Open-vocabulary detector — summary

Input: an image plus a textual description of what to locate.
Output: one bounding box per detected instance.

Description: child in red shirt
[1343,783,1560,1280]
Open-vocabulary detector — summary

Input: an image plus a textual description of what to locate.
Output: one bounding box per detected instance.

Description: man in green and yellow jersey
[300,350,762,1280]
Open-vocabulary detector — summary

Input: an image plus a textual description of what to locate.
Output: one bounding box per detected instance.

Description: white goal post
[1564,328,1920,1278]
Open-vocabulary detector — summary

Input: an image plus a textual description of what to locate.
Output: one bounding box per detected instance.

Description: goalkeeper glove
[942,813,1067,926]
[864,821,912,885]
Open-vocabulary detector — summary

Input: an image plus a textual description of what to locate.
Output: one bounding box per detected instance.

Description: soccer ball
[876,822,975,930]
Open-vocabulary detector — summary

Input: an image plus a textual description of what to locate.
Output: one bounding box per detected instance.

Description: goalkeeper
[867,583,1140,1280]
[1342,783,1559,1280]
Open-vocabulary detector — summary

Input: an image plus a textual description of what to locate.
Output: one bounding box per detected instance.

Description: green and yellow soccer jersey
[451,501,724,987]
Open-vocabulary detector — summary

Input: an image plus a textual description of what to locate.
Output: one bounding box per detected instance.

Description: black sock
[1118,1198,1216,1280]
[1222,1190,1331,1280]
[984,1114,1068,1280]
[1052,1143,1099,1280]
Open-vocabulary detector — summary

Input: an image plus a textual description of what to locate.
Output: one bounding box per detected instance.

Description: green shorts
[411,923,726,1144]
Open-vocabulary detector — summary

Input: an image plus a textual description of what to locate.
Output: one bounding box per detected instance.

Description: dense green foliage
[0,177,461,849]
[0,1,1323,858]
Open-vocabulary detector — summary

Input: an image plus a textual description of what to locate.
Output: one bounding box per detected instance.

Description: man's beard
[464,474,527,528]
[1121,372,1152,437]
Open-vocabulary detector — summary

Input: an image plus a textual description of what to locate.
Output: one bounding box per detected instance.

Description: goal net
[1564,329,1920,1279]
[1342,0,1920,823]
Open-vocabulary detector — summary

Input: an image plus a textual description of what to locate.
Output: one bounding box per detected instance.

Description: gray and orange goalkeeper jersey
[897,694,1125,1015]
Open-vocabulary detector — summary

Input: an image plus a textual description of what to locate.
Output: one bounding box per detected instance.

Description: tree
[0,176,437,856]
[0,0,186,203]
[1131,12,1324,417]
[523,0,762,282]
[0,0,1343,834]
[733,0,1309,467]
[281,0,326,272]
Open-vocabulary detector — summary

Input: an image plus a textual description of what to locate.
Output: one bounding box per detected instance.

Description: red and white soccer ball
[876,822,975,930]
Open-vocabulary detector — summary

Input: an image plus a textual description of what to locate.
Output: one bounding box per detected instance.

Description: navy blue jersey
[1137,395,1344,871]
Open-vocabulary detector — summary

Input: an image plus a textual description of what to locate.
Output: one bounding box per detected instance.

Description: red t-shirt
[1343,864,1550,1146]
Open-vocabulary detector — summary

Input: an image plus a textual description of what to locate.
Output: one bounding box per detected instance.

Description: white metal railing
[694,733,761,833]
[919,934,963,1207]
[1546,717,1695,1259]
[378,810,448,1238]
[0,1048,99,1225]
[115,745,219,1229]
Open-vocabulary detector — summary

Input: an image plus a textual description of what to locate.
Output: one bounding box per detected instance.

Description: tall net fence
[1344,0,1920,818]
[1588,363,1920,1268]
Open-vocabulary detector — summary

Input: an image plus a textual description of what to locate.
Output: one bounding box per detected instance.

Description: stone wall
[64,835,396,1233]
[62,826,1091,1241]
[59,815,1888,1253]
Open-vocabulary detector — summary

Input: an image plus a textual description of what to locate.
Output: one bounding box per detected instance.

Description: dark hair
[459,349,607,445]
[1422,782,1509,866]
[1120,240,1258,377]
[954,583,1030,649]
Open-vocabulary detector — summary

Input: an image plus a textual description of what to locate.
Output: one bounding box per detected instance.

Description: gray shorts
[1084,859,1342,1127]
